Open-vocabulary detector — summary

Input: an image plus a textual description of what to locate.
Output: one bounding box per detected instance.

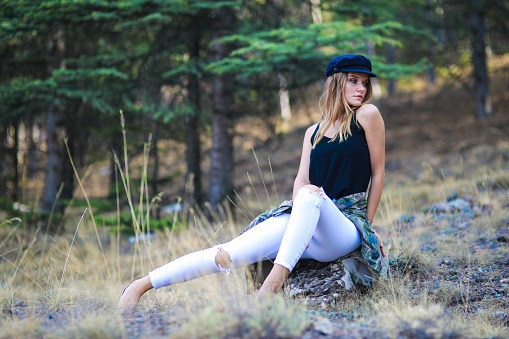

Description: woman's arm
[292,124,317,200]
[356,104,385,225]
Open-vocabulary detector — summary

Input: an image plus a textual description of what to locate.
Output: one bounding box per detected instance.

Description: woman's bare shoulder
[301,123,319,144]
[306,122,320,134]
[357,104,384,133]
[357,104,381,118]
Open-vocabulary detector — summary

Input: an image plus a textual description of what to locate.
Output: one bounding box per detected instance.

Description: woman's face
[344,72,370,106]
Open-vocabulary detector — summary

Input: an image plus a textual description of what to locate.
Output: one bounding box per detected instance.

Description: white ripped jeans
[149,187,361,289]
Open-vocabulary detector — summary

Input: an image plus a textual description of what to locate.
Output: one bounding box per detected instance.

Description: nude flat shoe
[118,284,136,312]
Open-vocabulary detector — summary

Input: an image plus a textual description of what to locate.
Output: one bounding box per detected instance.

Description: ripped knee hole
[297,185,327,199]
[215,248,232,269]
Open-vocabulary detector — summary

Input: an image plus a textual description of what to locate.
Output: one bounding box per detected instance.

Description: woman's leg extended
[120,214,290,309]
[148,213,290,289]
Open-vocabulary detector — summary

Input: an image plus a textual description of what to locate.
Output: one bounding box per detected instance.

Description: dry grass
[3,140,507,338]
[2,62,509,337]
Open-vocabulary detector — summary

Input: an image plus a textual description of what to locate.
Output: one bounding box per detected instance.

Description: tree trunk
[42,102,64,226]
[471,0,491,119]
[310,0,322,24]
[61,115,75,207]
[385,44,397,95]
[41,31,66,232]
[25,114,39,179]
[12,122,19,201]
[426,0,437,84]
[365,41,382,99]
[272,0,291,121]
[209,5,236,209]
[0,127,7,195]
[186,14,203,207]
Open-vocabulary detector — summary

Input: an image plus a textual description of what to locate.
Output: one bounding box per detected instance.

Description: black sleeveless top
[309,116,371,200]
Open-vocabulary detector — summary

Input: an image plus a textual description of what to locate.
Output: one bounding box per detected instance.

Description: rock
[491,311,509,326]
[286,259,348,298]
[430,202,451,214]
[438,228,456,235]
[446,193,459,202]
[496,235,509,243]
[481,204,493,214]
[496,255,509,266]
[461,194,475,205]
[313,317,335,335]
[128,233,155,244]
[448,198,473,216]
[249,259,350,300]
[438,258,453,266]
[474,275,488,283]
[397,214,415,224]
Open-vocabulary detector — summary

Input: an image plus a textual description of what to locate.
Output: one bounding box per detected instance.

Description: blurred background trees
[0,0,507,232]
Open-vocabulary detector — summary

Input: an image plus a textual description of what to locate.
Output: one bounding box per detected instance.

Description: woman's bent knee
[299,184,321,193]
[214,248,232,269]
[296,185,327,201]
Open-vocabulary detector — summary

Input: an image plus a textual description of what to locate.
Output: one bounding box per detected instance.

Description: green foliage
[209,21,428,82]
[96,213,184,234]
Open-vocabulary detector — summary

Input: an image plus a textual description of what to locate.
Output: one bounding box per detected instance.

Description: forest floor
[1,56,509,338]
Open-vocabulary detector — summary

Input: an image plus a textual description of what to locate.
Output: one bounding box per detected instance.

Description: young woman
[119,54,387,310]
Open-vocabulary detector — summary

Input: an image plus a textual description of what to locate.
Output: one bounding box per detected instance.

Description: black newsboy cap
[325,54,377,78]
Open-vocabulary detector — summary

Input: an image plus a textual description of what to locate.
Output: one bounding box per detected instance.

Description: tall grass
[1,114,508,338]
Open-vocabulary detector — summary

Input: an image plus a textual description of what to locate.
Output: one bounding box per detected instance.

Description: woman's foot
[258,264,290,295]
[118,276,153,311]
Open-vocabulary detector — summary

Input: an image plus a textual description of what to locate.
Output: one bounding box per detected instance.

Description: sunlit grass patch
[0,316,42,339]
[53,312,126,339]
[373,303,465,338]
[175,296,311,339]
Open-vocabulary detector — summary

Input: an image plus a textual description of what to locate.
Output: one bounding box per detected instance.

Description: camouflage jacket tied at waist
[241,192,388,286]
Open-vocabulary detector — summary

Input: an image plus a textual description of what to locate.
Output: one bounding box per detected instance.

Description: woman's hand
[373,230,386,257]
[292,124,316,200]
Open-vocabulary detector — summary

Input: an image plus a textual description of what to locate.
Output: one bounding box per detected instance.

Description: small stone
[397,214,415,224]
[448,198,472,215]
[496,255,509,265]
[439,228,455,235]
[481,204,493,214]
[288,288,304,298]
[474,276,487,283]
[314,318,335,335]
[491,311,509,325]
[430,201,451,214]
[496,235,509,243]
[461,194,475,204]
[446,193,459,202]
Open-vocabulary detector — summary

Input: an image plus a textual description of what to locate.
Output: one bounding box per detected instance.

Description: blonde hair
[312,72,373,148]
